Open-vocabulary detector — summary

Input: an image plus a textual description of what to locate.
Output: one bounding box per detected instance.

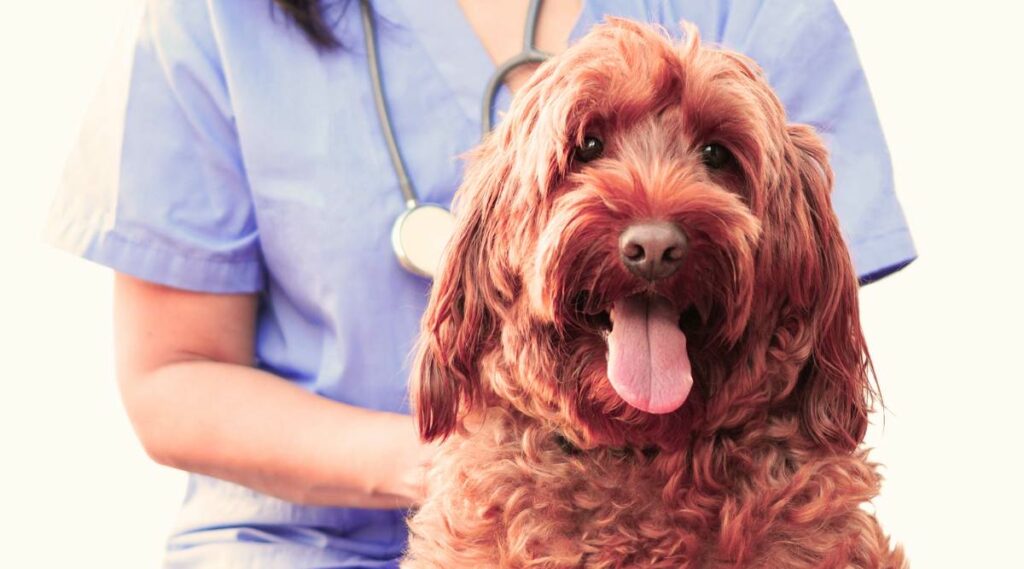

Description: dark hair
[271,0,349,49]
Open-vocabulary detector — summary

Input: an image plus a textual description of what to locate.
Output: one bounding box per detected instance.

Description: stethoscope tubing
[481,0,551,135]
[480,48,549,135]
[359,0,417,208]
[360,0,550,192]
[358,0,550,278]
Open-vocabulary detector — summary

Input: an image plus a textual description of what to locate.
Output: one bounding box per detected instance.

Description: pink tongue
[606,295,693,414]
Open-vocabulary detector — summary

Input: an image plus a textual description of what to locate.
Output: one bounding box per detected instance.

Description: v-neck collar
[391,0,592,134]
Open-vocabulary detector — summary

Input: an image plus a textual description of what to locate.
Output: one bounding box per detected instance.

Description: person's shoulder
[137,0,220,53]
[143,0,246,20]
[142,0,216,29]
[137,0,306,73]
[139,0,262,48]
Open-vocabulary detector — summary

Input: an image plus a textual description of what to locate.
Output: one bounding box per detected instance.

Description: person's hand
[372,413,443,508]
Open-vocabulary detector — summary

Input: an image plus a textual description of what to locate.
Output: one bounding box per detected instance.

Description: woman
[46,0,915,566]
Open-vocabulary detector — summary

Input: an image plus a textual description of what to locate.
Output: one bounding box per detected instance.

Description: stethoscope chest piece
[391,204,456,279]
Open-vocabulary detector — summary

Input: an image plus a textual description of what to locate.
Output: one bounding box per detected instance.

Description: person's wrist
[364,411,421,507]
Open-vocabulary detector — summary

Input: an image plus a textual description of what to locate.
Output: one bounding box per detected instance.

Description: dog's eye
[700,143,734,170]
[574,136,604,163]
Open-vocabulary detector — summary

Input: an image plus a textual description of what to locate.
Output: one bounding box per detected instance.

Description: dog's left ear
[413,50,587,440]
[413,207,494,441]
[786,125,875,453]
[412,144,517,442]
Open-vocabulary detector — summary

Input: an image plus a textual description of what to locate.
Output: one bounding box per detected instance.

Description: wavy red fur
[407,19,905,568]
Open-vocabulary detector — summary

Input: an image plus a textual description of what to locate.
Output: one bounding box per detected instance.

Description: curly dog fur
[403,19,906,568]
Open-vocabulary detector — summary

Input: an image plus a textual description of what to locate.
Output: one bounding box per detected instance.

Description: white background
[2,1,1022,567]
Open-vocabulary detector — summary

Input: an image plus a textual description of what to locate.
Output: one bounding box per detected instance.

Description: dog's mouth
[575,292,694,415]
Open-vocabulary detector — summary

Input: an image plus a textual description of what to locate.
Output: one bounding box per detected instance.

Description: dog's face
[415,20,872,453]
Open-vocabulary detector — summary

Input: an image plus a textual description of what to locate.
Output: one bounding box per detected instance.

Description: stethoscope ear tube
[481,0,551,135]
[480,48,549,136]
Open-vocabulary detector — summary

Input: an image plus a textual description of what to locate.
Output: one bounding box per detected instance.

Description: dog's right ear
[785,125,875,453]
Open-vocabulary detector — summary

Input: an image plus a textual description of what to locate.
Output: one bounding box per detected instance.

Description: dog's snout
[619,222,687,281]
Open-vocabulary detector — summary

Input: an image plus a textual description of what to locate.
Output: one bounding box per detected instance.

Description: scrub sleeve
[767,0,916,282]
[45,1,264,294]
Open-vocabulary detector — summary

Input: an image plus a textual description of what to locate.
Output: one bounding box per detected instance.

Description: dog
[402,19,906,568]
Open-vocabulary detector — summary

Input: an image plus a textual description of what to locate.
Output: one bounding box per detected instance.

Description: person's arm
[113,273,434,509]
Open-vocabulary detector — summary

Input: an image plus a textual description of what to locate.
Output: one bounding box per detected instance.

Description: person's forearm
[120,360,417,509]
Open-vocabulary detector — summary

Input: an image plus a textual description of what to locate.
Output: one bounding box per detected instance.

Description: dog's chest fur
[405,409,680,567]
[403,408,896,568]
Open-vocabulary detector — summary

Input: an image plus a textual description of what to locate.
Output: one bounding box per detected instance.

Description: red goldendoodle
[403,18,906,569]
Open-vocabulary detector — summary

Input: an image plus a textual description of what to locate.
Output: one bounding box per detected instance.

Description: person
[45,0,916,566]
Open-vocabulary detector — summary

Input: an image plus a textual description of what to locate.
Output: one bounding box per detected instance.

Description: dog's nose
[619,222,687,281]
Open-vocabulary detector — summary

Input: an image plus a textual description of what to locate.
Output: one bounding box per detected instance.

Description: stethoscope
[358,0,551,278]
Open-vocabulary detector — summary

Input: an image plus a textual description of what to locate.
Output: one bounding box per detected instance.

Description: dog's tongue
[607,295,692,414]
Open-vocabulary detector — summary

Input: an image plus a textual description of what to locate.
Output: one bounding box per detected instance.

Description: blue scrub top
[46,0,915,566]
